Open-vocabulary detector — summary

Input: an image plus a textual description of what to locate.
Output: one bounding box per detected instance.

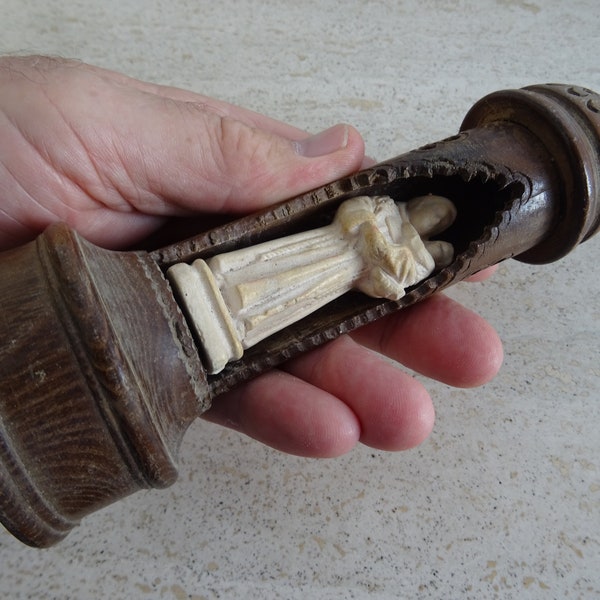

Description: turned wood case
[1,83,600,547]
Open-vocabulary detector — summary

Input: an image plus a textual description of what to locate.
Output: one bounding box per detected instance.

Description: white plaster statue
[168,195,456,373]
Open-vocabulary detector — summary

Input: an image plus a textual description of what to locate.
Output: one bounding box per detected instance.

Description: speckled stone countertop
[1,1,599,598]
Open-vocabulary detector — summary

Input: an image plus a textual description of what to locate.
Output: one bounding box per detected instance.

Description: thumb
[132,108,366,215]
[0,57,368,249]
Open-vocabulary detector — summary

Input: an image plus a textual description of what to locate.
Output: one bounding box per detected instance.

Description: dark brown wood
[1,83,599,547]
[0,226,208,547]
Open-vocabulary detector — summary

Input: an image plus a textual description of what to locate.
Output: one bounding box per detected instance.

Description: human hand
[0,56,502,457]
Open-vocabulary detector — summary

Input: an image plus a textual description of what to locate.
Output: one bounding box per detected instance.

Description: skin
[0,55,502,458]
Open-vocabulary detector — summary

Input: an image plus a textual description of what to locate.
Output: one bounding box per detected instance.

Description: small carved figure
[168,195,456,373]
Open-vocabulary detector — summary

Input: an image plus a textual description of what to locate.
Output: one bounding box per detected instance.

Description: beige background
[1,1,599,598]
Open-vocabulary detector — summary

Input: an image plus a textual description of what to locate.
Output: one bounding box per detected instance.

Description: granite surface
[1,1,599,598]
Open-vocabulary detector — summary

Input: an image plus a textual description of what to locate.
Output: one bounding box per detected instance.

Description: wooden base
[0,225,207,547]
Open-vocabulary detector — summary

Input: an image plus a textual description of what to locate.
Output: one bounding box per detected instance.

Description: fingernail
[361,155,378,168]
[294,124,349,157]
